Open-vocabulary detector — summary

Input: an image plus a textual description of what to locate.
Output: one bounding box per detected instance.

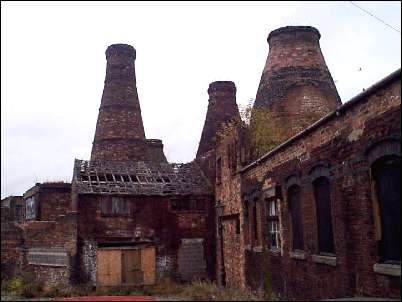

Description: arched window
[372,155,401,262]
[287,184,304,251]
[313,176,335,254]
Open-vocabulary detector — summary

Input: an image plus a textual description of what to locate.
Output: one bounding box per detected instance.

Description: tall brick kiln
[71,44,216,287]
[254,26,341,140]
[215,25,401,300]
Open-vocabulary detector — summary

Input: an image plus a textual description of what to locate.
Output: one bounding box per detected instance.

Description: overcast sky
[1,1,401,198]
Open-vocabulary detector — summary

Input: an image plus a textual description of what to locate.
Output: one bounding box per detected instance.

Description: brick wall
[39,185,72,221]
[1,222,24,279]
[21,212,77,287]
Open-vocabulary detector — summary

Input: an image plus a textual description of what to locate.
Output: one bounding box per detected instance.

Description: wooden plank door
[97,249,121,287]
[121,249,143,285]
[141,247,156,285]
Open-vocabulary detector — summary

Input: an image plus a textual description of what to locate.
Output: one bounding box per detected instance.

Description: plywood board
[97,249,121,287]
[122,249,143,285]
[141,247,156,285]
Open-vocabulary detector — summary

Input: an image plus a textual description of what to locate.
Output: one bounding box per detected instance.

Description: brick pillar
[254,26,341,138]
[91,44,148,161]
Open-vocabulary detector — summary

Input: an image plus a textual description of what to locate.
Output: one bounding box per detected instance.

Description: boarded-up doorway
[122,249,142,285]
[97,246,156,288]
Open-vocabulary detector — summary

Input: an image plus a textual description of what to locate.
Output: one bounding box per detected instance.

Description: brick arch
[285,174,301,190]
[309,162,330,183]
[365,135,400,166]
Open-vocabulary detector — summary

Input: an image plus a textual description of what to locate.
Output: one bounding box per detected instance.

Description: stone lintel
[373,263,401,277]
[312,254,337,267]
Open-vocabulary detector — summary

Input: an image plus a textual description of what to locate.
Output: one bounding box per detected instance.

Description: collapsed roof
[73,159,213,196]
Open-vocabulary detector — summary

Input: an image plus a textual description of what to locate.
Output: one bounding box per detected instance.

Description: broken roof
[72,159,213,196]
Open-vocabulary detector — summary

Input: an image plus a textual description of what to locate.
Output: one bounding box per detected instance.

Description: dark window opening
[190,199,197,209]
[162,176,171,183]
[112,175,120,182]
[313,177,335,254]
[196,200,204,211]
[253,204,258,240]
[288,185,304,251]
[372,155,401,263]
[244,200,249,218]
[130,175,138,182]
[98,174,106,182]
[146,176,155,182]
[216,157,222,184]
[171,200,178,211]
[106,174,114,182]
[122,175,130,182]
[137,175,147,183]
[181,200,190,211]
[81,175,89,181]
[236,217,240,235]
[90,175,98,182]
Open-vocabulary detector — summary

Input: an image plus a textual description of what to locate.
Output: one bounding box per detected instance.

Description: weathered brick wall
[77,194,215,281]
[215,126,247,288]
[1,222,24,279]
[38,185,72,221]
[217,72,400,299]
[21,212,77,287]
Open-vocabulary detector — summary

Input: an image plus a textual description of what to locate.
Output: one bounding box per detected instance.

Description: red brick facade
[215,70,401,299]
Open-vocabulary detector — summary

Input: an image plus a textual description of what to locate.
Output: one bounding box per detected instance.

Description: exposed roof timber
[73,159,212,196]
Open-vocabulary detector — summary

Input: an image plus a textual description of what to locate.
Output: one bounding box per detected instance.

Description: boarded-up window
[313,177,335,254]
[288,185,304,251]
[372,155,401,262]
[101,197,130,216]
[26,196,37,220]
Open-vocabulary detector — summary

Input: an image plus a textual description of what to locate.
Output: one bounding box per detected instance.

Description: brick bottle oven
[254,26,341,139]
[196,81,241,182]
[91,44,166,162]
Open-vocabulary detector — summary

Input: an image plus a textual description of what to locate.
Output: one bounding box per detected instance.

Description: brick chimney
[91,44,148,161]
[254,26,341,138]
[196,81,240,158]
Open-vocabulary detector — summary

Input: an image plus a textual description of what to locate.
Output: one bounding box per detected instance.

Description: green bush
[7,276,24,292]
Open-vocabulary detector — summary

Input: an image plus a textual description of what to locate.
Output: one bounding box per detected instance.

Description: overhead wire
[349,1,401,34]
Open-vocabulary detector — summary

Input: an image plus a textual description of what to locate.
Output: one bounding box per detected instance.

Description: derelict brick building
[214,26,401,300]
[1,25,400,300]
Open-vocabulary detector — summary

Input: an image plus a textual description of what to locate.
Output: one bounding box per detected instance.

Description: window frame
[266,197,281,250]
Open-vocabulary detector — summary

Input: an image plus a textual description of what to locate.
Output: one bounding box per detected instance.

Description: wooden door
[97,249,121,287]
[121,249,143,285]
